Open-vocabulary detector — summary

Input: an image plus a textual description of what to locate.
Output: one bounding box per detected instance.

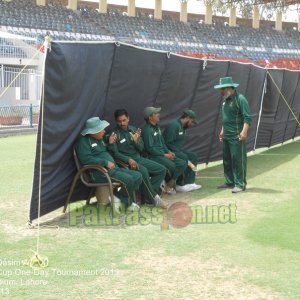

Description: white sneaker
[176,184,202,192]
[128,202,140,212]
[187,183,202,191]
[176,185,192,192]
[109,196,122,215]
[153,195,168,209]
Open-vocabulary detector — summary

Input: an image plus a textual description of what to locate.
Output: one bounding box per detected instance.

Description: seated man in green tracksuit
[110,109,168,209]
[76,117,142,208]
[141,107,187,195]
[163,109,202,192]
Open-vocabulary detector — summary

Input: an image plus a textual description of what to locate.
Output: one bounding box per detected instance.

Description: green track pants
[150,156,187,187]
[93,167,142,206]
[222,139,247,189]
[175,150,198,185]
[135,157,167,203]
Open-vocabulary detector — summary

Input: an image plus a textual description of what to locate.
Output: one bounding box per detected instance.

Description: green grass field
[0,134,299,299]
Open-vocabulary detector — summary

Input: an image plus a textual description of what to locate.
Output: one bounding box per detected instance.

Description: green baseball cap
[214,77,239,89]
[81,117,110,136]
[143,107,161,118]
[183,109,199,124]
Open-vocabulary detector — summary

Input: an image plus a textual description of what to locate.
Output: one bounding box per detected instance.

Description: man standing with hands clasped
[214,77,252,193]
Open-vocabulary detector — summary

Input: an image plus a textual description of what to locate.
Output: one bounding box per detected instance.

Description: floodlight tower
[179,0,189,22]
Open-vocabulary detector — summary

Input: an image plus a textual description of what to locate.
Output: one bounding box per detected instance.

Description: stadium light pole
[179,0,188,23]
[36,0,45,6]
[68,0,78,11]
[154,0,162,20]
[273,0,285,31]
[128,0,136,17]
[296,5,300,32]
[204,0,213,25]
[228,2,237,27]
[99,0,108,14]
[275,8,283,31]
[252,5,260,29]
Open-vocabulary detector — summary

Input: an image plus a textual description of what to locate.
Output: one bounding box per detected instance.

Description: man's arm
[238,95,252,141]
[219,126,224,142]
[108,142,131,163]
[239,123,250,141]
[163,122,181,152]
[142,126,166,156]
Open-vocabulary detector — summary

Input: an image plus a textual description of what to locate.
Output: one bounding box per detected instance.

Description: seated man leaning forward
[141,107,187,195]
[76,117,142,208]
[163,109,202,192]
[111,109,168,209]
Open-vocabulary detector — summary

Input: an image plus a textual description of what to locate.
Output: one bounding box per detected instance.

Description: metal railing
[0,65,41,101]
[0,105,40,129]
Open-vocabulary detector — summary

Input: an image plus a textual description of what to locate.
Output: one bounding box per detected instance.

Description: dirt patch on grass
[94,249,281,299]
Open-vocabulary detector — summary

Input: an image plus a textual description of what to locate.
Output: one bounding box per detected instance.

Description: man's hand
[188,161,197,172]
[239,123,250,141]
[107,161,115,170]
[219,129,223,142]
[128,158,139,170]
[164,153,175,160]
[130,128,142,144]
[239,131,247,141]
[109,132,117,144]
[169,152,176,159]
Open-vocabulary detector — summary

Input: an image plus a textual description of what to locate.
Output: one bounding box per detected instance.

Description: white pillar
[128,0,136,17]
[205,3,213,25]
[154,0,162,20]
[252,6,260,29]
[229,5,236,27]
[298,14,300,32]
[36,0,46,6]
[68,0,78,11]
[99,0,107,14]
[275,10,282,31]
[180,1,188,23]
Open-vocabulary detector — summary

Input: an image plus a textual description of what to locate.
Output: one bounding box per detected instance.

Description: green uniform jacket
[76,136,116,180]
[163,119,186,153]
[141,122,170,157]
[222,91,252,141]
[112,125,144,162]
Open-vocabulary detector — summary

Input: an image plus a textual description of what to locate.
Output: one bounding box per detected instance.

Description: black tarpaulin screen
[29,42,300,221]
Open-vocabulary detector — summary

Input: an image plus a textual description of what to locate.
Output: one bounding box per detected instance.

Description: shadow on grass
[39,202,126,229]
[195,140,299,193]
[245,187,283,194]
[205,141,299,180]
[40,140,298,227]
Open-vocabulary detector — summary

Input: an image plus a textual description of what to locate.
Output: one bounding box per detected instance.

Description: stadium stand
[0,37,26,58]
[1,0,300,69]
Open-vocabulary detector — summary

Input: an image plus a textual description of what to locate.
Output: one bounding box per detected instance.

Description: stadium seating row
[1,0,300,69]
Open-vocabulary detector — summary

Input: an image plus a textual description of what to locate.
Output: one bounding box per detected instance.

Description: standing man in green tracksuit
[110,109,168,209]
[141,107,187,195]
[214,77,252,193]
[163,109,202,192]
[76,117,142,207]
